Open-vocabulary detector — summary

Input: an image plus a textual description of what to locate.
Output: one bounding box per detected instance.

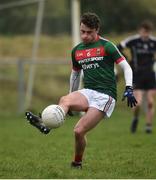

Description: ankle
[145,123,152,133]
[146,123,152,126]
[74,154,83,163]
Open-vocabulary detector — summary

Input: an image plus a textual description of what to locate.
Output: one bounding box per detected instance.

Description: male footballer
[26,12,137,168]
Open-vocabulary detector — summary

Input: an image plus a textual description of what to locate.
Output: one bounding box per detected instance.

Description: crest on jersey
[143,44,148,49]
[96,48,101,55]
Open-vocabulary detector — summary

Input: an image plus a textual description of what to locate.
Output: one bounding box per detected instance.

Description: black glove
[122,86,137,107]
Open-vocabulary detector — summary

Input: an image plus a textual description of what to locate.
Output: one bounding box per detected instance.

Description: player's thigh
[64,91,89,111]
[74,107,104,134]
[133,90,144,105]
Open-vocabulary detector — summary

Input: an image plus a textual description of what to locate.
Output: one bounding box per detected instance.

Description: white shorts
[78,88,116,118]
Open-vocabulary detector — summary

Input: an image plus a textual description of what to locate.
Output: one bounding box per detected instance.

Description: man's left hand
[122,86,137,107]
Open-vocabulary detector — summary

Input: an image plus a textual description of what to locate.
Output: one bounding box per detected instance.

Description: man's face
[80,23,99,44]
[139,27,151,40]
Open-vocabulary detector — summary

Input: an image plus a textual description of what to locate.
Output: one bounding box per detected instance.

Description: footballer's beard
[82,38,95,44]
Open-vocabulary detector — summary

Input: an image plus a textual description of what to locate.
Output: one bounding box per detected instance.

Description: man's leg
[25,91,88,134]
[131,90,143,133]
[58,91,91,168]
[145,90,156,133]
[72,107,104,168]
[58,91,89,114]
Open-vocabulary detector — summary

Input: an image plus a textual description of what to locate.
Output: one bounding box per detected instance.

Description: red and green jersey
[71,36,125,100]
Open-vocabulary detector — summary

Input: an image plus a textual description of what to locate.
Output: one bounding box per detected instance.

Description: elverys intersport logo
[75,47,106,61]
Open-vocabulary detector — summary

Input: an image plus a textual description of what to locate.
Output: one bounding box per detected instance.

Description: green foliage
[44,0,69,17]
[0,1,38,34]
[0,0,70,35]
[0,0,156,34]
[0,110,156,178]
[81,0,156,33]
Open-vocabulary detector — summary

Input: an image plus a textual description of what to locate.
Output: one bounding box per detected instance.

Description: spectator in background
[118,20,156,133]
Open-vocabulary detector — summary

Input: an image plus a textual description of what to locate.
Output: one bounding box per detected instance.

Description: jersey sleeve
[105,41,125,64]
[120,39,130,48]
[71,48,81,71]
[120,35,137,48]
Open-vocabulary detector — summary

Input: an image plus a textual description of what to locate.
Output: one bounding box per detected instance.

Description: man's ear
[96,28,100,34]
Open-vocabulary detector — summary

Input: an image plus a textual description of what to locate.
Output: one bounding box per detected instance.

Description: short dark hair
[80,12,101,30]
[139,20,153,31]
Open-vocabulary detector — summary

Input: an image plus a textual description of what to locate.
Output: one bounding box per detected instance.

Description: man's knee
[74,126,85,138]
[147,102,154,109]
[135,98,142,107]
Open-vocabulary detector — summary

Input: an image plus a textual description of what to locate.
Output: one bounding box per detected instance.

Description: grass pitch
[0,108,156,179]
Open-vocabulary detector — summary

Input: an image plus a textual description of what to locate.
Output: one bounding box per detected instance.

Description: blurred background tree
[81,0,156,33]
[0,0,156,35]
